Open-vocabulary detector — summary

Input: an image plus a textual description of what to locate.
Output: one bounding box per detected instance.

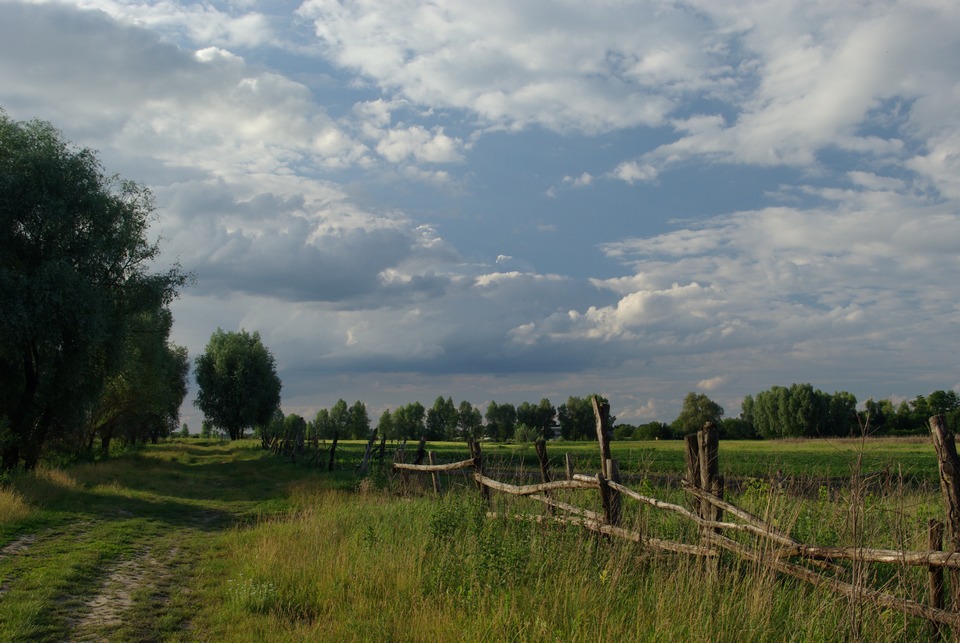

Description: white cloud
[297,0,720,133]
[563,172,593,188]
[611,161,659,184]
[376,125,464,164]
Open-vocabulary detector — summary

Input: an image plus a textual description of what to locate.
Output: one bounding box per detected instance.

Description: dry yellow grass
[0,486,31,526]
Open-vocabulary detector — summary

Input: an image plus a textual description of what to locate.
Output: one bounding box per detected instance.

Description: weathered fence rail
[393,411,960,637]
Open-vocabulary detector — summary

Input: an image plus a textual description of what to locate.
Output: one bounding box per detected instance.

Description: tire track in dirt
[70,546,177,640]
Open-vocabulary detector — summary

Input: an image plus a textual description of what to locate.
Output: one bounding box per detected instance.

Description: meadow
[0,436,946,641]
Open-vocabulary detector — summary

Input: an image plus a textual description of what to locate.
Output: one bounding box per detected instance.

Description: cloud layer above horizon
[2,0,958,424]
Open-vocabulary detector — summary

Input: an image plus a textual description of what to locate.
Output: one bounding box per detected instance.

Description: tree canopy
[0,112,186,470]
[194,329,282,440]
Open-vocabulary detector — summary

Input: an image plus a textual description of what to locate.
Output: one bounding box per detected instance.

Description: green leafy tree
[194,329,282,440]
[518,398,557,438]
[672,392,724,437]
[0,112,187,470]
[457,400,483,440]
[256,408,285,449]
[635,421,673,440]
[377,409,396,441]
[612,423,636,441]
[179,423,190,438]
[347,400,370,439]
[484,401,517,441]
[514,422,537,443]
[311,408,333,440]
[426,396,458,440]
[329,399,350,438]
[88,308,189,454]
[558,395,606,441]
[392,402,425,440]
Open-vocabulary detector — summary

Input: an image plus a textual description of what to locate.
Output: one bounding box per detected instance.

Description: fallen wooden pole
[488,511,718,557]
[708,532,960,630]
[473,474,598,496]
[393,458,476,472]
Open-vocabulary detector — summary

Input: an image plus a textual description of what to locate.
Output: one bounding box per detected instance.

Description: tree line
[245,394,614,447]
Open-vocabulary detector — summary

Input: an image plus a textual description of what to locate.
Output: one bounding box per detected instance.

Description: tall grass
[187,472,934,641]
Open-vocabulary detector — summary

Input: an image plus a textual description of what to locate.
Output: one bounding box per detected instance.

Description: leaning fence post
[327,431,339,472]
[592,397,612,478]
[698,422,722,529]
[592,398,621,526]
[535,438,556,515]
[414,436,427,465]
[684,433,701,517]
[929,518,945,641]
[931,414,960,610]
[468,438,490,504]
[428,451,442,495]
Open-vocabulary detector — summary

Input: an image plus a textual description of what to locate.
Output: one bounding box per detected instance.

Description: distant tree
[518,398,557,438]
[612,423,636,441]
[720,417,757,440]
[558,395,608,440]
[635,421,673,440]
[0,112,187,470]
[329,399,350,438]
[194,329,282,440]
[283,413,307,448]
[311,408,333,440]
[672,392,724,436]
[392,402,425,440]
[200,420,213,439]
[377,409,396,441]
[179,423,190,438]
[347,401,370,439]
[256,408,284,449]
[457,401,483,440]
[484,401,517,441]
[426,396,458,440]
[514,423,537,443]
[827,391,858,436]
[749,384,861,438]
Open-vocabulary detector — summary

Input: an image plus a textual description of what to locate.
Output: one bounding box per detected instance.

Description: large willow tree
[0,111,187,470]
[194,329,282,440]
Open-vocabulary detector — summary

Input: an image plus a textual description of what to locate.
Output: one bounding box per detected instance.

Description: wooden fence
[394,407,960,638]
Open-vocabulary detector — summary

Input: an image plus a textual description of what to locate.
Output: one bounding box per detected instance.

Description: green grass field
[0,436,947,641]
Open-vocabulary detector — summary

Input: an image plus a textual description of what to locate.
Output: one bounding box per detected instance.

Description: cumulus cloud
[296,0,719,133]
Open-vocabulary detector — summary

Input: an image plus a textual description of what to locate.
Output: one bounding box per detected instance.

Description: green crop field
[0,436,949,641]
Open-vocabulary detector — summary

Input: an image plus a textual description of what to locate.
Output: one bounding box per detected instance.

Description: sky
[2,0,959,429]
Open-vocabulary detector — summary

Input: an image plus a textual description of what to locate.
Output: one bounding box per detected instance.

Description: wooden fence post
[534,438,556,515]
[565,453,574,481]
[394,446,408,487]
[684,433,701,517]
[698,422,722,529]
[929,518,945,641]
[593,397,612,478]
[592,398,621,526]
[468,438,490,503]
[357,429,377,475]
[427,451,442,495]
[930,414,960,610]
[327,431,339,472]
[535,438,551,483]
[414,436,427,465]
